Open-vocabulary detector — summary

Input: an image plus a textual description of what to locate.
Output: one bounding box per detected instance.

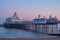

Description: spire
[54,16,58,20]
[43,16,45,18]
[13,12,20,20]
[14,12,17,17]
[38,15,41,19]
[49,15,52,18]
[54,16,57,18]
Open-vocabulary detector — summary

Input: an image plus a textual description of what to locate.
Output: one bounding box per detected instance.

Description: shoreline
[0,38,60,40]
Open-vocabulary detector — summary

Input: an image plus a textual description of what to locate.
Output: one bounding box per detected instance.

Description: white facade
[57,23,60,33]
[47,24,58,34]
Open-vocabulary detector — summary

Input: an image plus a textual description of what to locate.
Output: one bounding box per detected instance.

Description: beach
[0,38,60,40]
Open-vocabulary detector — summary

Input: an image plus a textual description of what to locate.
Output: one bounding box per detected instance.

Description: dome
[12,12,20,20]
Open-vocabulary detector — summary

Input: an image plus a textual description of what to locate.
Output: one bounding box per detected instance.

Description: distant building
[57,21,60,33]
[6,12,20,23]
[31,15,47,32]
[46,15,58,34]
[30,15,59,34]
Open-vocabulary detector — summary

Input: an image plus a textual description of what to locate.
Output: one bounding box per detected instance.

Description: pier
[3,12,60,36]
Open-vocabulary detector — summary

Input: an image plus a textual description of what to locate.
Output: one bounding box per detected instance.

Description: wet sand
[0,38,60,40]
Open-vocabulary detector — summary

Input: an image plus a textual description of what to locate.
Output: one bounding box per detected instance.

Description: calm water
[0,27,59,38]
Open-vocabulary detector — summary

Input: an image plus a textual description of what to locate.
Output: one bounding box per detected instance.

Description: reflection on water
[0,27,59,38]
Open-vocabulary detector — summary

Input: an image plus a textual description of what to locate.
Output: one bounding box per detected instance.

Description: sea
[0,21,59,38]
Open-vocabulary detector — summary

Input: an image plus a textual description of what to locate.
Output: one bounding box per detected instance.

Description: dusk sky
[0,0,60,21]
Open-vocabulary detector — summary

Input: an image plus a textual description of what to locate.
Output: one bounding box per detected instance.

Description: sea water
[0,27,59,38]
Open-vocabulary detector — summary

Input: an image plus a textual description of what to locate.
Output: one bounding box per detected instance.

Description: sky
[0,0,60,21]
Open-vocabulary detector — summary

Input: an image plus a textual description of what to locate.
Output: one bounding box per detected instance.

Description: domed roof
[6,12,20,20]
[12,12,20,20]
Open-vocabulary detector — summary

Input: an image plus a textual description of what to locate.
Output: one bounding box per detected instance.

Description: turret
[43,16,45,18]
[13,12,18,17]
[49,15,52,18]
[13,12,20,20]
[38,15,41,19]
